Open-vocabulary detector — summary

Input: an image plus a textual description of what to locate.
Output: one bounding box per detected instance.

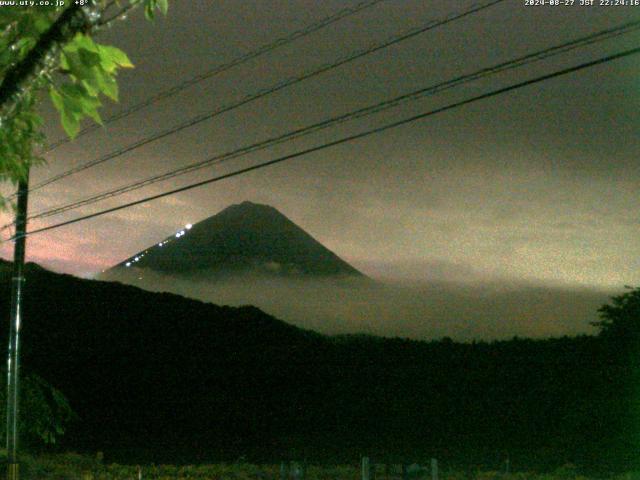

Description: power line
[43,0,388,152]
[17,45,640,240]
[18,18,640,225]
[28,0,505,194]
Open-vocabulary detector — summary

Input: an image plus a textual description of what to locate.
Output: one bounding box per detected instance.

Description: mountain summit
[102,201,364,279]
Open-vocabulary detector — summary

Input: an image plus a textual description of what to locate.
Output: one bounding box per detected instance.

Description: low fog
[100,268,615,341]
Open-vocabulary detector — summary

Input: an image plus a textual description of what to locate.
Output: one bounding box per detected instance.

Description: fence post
[280,462,287,480]
[362,457,371,480]
[430,459,438,480]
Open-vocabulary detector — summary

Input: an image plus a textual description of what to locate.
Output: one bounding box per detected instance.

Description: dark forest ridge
[0,260,635,471]
[101,201,365,279]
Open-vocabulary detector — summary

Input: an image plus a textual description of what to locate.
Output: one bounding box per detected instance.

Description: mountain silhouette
[102,201,364,279]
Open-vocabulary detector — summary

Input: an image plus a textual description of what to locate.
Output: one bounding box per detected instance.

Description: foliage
[50,32,134,137]
[0,0,168,206]
[0,370,77,445]
[0,92,45,208]
[0,455,637,480]
[591,286,640,341]
[144,0,169,20]
[0,6,57,201]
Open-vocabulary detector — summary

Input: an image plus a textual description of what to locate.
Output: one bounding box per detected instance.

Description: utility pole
[6,171,29,480]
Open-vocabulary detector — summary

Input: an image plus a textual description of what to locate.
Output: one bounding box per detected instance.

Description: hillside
[0,261,636,471]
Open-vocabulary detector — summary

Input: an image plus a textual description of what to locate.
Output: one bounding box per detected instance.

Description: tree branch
[98,1,140,27]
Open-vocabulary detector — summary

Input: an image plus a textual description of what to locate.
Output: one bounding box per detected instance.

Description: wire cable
[43,0,388,152]
[28,0,505,194]
[17,45,640,240]
[18,18,640,225]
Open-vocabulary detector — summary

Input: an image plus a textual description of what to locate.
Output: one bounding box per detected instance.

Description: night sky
[1,0,638,338]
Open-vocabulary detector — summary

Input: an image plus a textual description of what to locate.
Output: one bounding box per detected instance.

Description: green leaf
[100,74,119,101]
[59,83,103,124]
[95,46,117,73]
[62,48,122,102]
[49,87,64,112]
[82,65,108,97]
[59,83,88,113]
[81,78,99,97]
[144,0,156,20]
[60,108,80,138]
[83,106,103,126]
[33,14,52,34]
[158,0,169,15]
[98,44,133,69]
[78,47,101,69]
[62,50,92,81]
[59,51,69,70]
[73,33,99,53]
[79,94,103,125]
